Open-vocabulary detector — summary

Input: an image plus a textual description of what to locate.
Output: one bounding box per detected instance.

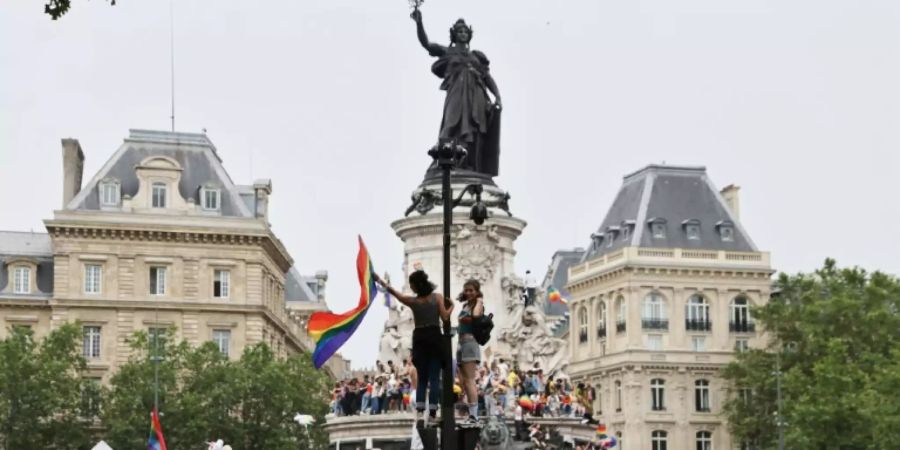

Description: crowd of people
[331,359,420,416]
[331,357,599,423]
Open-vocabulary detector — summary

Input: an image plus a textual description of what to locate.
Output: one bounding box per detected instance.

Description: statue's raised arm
[411,9,447,57]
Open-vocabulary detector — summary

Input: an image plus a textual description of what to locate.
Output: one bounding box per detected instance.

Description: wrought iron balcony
[616,321,626,333]
[686,319,712,331]
[642,318,669,330]
[597,325,607,338]
[729,321,756,333]
[579,330,588,343]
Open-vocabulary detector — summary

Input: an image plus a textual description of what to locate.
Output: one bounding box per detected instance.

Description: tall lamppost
[427,142,487,450]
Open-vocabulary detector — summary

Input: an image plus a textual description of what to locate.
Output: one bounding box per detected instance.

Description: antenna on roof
[169,0,176,132]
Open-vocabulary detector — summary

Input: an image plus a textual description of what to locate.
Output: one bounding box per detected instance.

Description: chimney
[253,179,273,220]
[61,138,85,208]
[721,184,740,220]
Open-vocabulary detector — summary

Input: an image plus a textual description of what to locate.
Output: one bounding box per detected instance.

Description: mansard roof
[582,164,756,262]
[66,129,253,218]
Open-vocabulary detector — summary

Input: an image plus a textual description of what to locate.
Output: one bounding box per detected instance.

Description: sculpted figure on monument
[412,8,503,177]
[498,277,569,376]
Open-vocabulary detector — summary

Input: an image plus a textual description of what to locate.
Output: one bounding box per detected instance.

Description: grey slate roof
[285,267,319,303]
[67,129,252,217]
[0,231,52,257]
[541,248,585,317]
[0,231,54,295]
[582,165,756,262]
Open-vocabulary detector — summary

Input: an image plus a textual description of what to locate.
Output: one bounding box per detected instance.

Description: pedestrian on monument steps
[376,270,452,424]
[457,279,485,426]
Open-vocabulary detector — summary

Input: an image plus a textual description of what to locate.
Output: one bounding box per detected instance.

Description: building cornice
[44,221,293,273]
[566,246,773,294]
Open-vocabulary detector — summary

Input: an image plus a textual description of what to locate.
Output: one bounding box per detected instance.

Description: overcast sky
[1,0,898,369]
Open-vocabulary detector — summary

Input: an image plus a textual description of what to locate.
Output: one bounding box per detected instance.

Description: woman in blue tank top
[456,279,484,425]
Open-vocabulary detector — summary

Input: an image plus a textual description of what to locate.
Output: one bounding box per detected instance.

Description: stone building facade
[0,129,348,381]
[564,165,772,450]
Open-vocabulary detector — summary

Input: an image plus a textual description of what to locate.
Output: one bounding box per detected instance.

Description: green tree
[230,344,332,450]
[102,328,189,449]
[44,0,116,20]
[723,259,900,450]
[103,329,332,450]
[0,324,91,450]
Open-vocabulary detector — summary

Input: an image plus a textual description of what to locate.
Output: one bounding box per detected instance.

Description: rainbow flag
[547,286,568,304]
[147,407,167,450]
[596,424,607,434]
[308,236,377,369]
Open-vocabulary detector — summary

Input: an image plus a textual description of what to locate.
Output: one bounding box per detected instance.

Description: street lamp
[426,141,487,450]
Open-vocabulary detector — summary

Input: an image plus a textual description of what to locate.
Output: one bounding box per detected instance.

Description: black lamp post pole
[431,144,461,450]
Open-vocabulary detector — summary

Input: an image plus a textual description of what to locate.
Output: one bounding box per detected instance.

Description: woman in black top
[376,270,452,422]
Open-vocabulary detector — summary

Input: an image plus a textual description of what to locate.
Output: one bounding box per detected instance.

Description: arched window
[597,301,607,338]
[695,379,711,412]
[615,380,622,412]
[686,294,711,331]
[616,296,627,333]
[730,296,754,333]
[650,379,665,411]
[651,430,668,450]
[578,306,588,344]
[696,431,712,450]
[642,292,668,330]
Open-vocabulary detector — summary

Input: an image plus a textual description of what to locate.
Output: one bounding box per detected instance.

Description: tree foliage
[723,259,900,450]
[44,0,116,20]
[0,324,91,450]
[103,329,332,450]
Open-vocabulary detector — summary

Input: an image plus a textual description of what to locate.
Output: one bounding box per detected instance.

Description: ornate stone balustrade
[568,247,770,285]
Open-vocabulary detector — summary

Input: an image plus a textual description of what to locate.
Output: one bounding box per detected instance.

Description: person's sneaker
[459,416,480,428]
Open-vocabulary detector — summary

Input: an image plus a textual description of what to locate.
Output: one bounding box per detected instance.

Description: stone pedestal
[388,179,526,361]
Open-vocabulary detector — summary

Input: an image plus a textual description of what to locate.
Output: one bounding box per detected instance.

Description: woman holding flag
[375,270,452,424]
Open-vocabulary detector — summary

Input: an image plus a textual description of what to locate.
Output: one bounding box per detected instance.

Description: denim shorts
[457,334,481,364]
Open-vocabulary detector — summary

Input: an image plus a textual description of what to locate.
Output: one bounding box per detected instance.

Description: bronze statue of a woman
[412,9,503,177]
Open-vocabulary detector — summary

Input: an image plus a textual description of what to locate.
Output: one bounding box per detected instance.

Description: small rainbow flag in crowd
[518,396,534,411]
[147,407,167,450]
[308,236,378,369]
[596,424,607,435]
[547,286,568,304]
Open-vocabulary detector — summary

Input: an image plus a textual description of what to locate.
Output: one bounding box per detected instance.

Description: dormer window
[648,218,667,239]
[99,179,120,206]
[716,221,735,242]
[151,182,167,208]
[590,232,604,250]
[201,186,221,211]
[620,221,634,243]
[605,226,620,247]
[13,266,31,294]
[683,219,701,240]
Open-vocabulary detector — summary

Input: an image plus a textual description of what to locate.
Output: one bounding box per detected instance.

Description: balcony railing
[730,321,756,333]
[686,319,712,331]
[579,330,588,343]
[597,326,607,338]
[616,321,626,333]
[642,318,669,330]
